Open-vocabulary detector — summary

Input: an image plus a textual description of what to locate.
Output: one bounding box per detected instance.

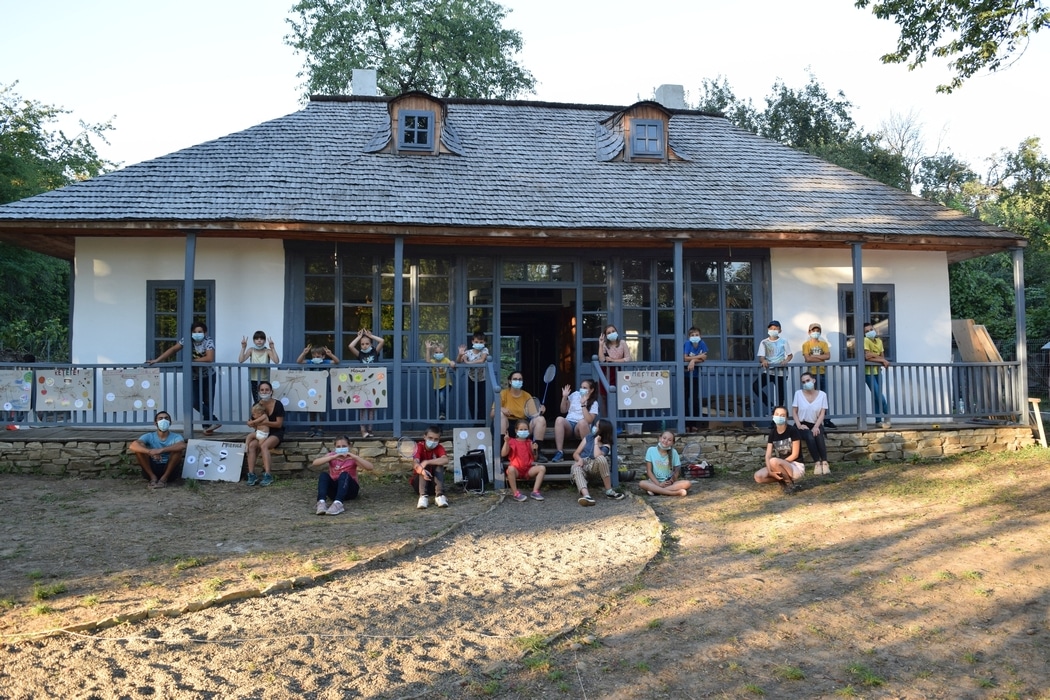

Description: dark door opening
[499,288,577,416]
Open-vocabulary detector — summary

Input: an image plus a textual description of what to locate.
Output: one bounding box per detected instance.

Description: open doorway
[499,287,577,416]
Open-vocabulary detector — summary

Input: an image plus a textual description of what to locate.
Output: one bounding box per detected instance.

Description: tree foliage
[0,83,114,361]
[694,75,909,189]
[855,0,1050,92]
[285,0,535,99]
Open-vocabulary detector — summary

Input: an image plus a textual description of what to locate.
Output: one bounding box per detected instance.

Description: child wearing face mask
[800,323,836,428]
[412,425,450,509]
[502,419,546,502]
[348,328,385,438]
[755,406,804,494]
[638,430,691,497]
[425,340,456,420]
[296,343,339,437]
[312,436,375,515]
[753,320,793,416]
[683,326,709,432]
[239,330,280,403]
[457,331,490,422]
[571,418,623,505]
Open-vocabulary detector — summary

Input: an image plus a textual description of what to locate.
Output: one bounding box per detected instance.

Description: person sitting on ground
[571,418,624,506]
[128,410,186,489]
[493,370,548,462]
[755,406,804,494]
[552,379,599,462]
[638,430,691,497]
[413,425,450,509]
[502,418,547,502]
[312,435,375,516]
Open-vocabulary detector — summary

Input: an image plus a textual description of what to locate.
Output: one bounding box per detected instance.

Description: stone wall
[0,426,1035,479]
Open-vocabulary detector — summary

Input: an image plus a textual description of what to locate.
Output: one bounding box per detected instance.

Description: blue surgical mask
[434,353,444,361]
[510,379,523,389]
[310,357,324,364]
[425,439,438,450]
[472,343,485,351]
[768,329,780,338]
[810,332,821,340]
[191,332,205,342]
[772,416,787,425]
[516,430,530,439]
[689,336,701,344]
[157,419,171,432]
[606,332,618,342]
[579,388,588,396]
[802,381,815,391]
[865,330,877,339]
[335,446,350,454]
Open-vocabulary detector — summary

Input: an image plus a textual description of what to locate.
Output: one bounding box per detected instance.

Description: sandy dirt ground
[2,449,1050,699]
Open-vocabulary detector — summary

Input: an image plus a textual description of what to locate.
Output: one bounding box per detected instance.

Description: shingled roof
[0,94,1023,261]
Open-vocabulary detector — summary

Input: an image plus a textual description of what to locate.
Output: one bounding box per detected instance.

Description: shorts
[506,464,536,478]
[786,461,805,480]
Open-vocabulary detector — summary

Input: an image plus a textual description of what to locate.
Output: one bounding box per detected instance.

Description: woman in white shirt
[791,372,830,475]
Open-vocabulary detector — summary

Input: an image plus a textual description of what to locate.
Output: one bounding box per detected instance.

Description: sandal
[202,424,221,436]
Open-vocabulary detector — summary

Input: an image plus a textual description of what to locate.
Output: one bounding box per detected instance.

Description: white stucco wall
[72,238,286,364]
[770,248,952,364]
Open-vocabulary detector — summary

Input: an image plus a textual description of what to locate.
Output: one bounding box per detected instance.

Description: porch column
[1013,247,1028,425]
[393,236,404,436]
[182,231,198,437]
[851,242,868,429]
[673,239,685,437]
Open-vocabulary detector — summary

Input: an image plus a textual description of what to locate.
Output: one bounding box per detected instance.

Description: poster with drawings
[331,366,388,409]
[451,427,493,483]
[35,368,94,411]
[101,368,162,413]
[617,370,671,411]
[182,439,244,482]
[0,369,34,413]
[269,368,330,413]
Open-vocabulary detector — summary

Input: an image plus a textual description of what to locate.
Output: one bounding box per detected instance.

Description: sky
[3,0,1046,175]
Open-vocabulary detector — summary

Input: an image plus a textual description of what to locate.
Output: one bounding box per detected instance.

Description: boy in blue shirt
[128,410,186,489]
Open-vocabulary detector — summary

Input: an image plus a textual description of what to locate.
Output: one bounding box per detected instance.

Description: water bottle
[957,398,965,414]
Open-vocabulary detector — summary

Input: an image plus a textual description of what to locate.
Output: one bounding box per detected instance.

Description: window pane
[691,285,718,308]
[726,338,752,361]
[305,306,335,331]
[726,310,753,336]
[467,257,491,278]
[726,283,753,309]
[419,277,450,302]
[689,260,720,283]
[622,282,649,308]
[503,261,526,281]
[656,261,674,281]
[305,253,335,275]
[622,259,646,279]
[305,277,335,303]
[419,306,449,330]
[691,311,720,334]
[342,277,373,304]
[582,261,607,284]
[725,262,752,283]
[657,309,675,335]
[656,282,674,309]
[155,289,177,313]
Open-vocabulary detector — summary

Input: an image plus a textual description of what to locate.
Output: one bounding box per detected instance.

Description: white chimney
[352,69,378,96]
[654,84,686,110]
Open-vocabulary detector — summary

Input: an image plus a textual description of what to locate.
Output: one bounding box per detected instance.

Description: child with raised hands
[501,418,546,502]
[312,436,375,515]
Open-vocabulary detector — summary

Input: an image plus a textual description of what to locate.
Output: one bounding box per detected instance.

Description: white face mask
[310,357,324,364]
[768,329,780,338]
[156,418,171,432]
[472,343,485,350]
[802,381,815,391]
[191,332,205,342]
[258,392,272,401]
[433,353,444,361]
[510,379,523,390]
[254,341,266,349]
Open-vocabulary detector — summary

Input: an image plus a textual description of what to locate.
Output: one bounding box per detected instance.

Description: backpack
[459,448,487,494]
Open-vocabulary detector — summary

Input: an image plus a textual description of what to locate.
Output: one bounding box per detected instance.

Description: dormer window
[399,110,434,151]
[630,119,664,158]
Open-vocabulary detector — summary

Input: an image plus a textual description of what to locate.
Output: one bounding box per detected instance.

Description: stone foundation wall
[0,426,1035,479]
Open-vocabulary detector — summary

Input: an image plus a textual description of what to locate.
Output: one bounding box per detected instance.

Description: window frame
[398,109,435,152]
[838,284,895,361]
[146,280,215,360]
[629,119,665,159]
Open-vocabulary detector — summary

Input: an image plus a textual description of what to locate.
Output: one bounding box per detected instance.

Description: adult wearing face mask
[238,330,280,403]
[147,322,222,435]
[682,326,709,433]
[245,380,285,486]
[597,324,631,415]
[552,379,599,462]
[755,406,803,494]
[753,320,793,418]
[792,372,831,475]
[128,410,186,489]
[493,370,548,462]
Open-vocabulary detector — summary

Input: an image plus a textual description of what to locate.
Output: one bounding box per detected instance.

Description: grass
[80,595,99,607]
[514,634,546,653]
[846,662,884,687]
[173,557,206,572]
[646,618,663,630]
[773,665,805,680]
[836,686,859,698]
[635,594,656,606]
[29,604,55,615]
[32,582,67,600]
[743,682,765,695]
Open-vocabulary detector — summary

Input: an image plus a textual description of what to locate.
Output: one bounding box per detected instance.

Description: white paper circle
[298,399,307,409]
[133,400,143,409]
[203,456,212,466]
[196,469,207,478]
[187,455,197,465]
[308,388,317,397]
[476,431,486,440]
[458,430,468,439]
[125,378,135,388]
[219,450,228,459]
[217,465,226,473]
[623,398,633,406]
[280,397,290,406]
[2,402,11,411]
[74,399,84,408]
[106,392,116,402]
[146,399,156,408]
[141,380,151,389]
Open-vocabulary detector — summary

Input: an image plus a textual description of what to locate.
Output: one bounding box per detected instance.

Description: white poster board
[270,368,330,413]
[0,369,33,413]
[451,427,493,483]
[35,368,94,411]
[331,365,388,409]
[101,367,162,413]
[183,439,244,482]
[617,370,672,411]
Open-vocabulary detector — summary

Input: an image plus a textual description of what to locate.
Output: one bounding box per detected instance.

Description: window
[687,260,756,361]
[630,119,664,158]
[146,280,214,359]
[398,110,434,151]
[839,284,895,360]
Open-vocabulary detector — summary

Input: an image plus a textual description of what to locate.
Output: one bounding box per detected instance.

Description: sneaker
[823,462,832,475]
[824,419,837,429]
[435,495,449,508]
[260,473,274,487]
[533,452,548,464]
[578,495,596,506]
[326,501,345,516]
[881,420,891,429]
[316,500,328,515]
[512,491,528,502]
[605,489,625,501]
[530,491,544,501]
[551,450,564,462]
[417,495,429,509]
[246,473,258,486]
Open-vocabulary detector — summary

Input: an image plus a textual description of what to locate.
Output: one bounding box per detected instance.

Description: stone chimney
[654,84,686,110]
[352,69,378,96]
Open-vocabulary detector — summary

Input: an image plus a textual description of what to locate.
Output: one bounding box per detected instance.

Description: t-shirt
[430,357,453,389]
[645,445,681,482]
[505,437,534,470]
[462,346,488,382]
[413,441,447,468]
[756,337,791,371]
[767,424,801,459]
[326,453,360,481]
[356,347,379,364]
[792,390,829,425]
[136,430,184,464]
[683,338,709,378]
[577,432,610,461]
[564,392,599,424]
[179,335,215,378]
[500,389,533,420]
[800,338,830,374]
[247,347,272,381]
[864,336,885,375]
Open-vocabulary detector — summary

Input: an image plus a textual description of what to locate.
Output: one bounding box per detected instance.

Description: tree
[285,0,536,99]
[0,83,114,361]
[855,0,1050,93]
